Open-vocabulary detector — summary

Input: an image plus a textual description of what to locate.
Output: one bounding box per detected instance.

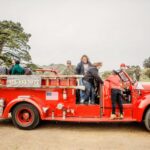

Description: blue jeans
[81,80,95,103]
[79,79,84,99]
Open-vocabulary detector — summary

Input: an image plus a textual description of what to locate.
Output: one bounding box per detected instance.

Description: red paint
[16,107,34,126]
[0,71,150,125]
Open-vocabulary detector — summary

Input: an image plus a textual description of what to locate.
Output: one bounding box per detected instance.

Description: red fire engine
[0,69,150,131]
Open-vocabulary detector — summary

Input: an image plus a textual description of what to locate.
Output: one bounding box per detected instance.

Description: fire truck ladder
[0,75,85,90]
[41,75,85,90]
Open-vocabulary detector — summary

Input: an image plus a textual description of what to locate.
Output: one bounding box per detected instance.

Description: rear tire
[12,103,40,130]
[144,108,150,131]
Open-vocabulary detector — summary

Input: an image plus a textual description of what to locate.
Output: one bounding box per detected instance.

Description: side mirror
[137,89,142,96]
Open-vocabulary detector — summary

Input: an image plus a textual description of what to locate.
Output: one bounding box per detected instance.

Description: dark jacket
[76,62,92,75]
[24,67,32,75]
[83,67,104,85]
[11,64,25,75]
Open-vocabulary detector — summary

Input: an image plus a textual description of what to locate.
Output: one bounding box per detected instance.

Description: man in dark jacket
[80,62,103,104]
[11,60,25,75]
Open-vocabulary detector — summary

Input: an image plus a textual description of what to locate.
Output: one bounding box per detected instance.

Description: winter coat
[11,64,25,75]
[76,62,92,75]
[83,66,104,85]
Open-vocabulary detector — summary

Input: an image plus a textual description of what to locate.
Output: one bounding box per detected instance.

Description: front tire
[144,108,150,131]
[12,103,40,130]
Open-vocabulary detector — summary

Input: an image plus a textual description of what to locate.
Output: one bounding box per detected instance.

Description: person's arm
[75,63,81,74]
[22,68,25,75]
[5,67,8,75]
[91,69,104,84]
[8,66,13,75]
[106,76,111,82]
[68,66,76,75]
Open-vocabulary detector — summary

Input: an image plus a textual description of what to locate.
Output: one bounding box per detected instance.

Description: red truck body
[0,70,150,130]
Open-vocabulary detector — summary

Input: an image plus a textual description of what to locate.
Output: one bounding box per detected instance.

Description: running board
[43,117,137,122]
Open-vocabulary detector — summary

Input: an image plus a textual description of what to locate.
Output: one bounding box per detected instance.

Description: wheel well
[10,102,40,117]
[142,104,150,121]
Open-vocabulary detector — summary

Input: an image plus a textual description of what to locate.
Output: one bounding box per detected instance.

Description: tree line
[0,20,150,80]
[0,20,37,69]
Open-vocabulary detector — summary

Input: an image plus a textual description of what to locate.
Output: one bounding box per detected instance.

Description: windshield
[118,71,130,82]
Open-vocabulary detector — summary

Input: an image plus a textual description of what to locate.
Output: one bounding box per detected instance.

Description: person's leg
[117,91,123,115]
[79,79,84,102]
[111,89,117,115]
[84,81,91,102]
[80,80,91,103]
[90,84,96,104]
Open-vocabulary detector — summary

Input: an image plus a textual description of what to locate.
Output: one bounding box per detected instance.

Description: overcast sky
[0,0,150,71]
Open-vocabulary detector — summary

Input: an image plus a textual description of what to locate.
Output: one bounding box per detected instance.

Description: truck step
[43,117,137,122]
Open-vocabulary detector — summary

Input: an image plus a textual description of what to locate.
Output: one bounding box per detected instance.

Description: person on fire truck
[106,70,124,119]
[76,55,92,75]
[76,55,92,103]
[62,60,75,75]
[11,60,25,75]
[80,62,103,104]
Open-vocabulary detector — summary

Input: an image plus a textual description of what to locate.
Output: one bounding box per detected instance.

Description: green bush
[101,71,111,79]
[144,68,150,78]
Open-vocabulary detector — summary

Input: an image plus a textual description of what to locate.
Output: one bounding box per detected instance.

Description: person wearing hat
[120,63,126,70]
[80,62,104,104]
[106,70,124,119]
[62,60,75,75]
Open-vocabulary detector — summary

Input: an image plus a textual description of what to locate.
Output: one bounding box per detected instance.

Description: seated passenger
[11,60,25,75]
[106,70,124,119]
[0,60,8,75]
[80,62,103,104]
[22,64,32,75]
[62,60,75,75]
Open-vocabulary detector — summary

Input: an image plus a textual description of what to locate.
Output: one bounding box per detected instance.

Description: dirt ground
[0,119,150,150]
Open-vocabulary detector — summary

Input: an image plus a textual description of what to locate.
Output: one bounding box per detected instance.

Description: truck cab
[0,70,150,131]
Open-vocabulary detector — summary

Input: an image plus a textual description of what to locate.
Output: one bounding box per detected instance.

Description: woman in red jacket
[107,70,124,119]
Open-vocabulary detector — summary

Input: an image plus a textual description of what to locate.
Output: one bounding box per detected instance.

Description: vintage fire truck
[0,69,150,131]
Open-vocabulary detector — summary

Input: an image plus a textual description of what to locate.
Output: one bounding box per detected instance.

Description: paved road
[0,119,150,150]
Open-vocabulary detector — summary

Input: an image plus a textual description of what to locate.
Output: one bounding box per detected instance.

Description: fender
[2,97,46,119]
[136,94,150,121]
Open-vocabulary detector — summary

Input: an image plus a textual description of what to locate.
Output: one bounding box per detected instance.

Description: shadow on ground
[0,118,147,132]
